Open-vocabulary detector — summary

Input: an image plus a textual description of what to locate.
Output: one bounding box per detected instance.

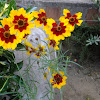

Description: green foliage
[26,7,37,13]
[62,24,100,63]
[15,43,26,50]
[0,49,23,99]
[0,0,7,13]
[86,34,100,46]
[92,0,100,8]
[0,0,17,22]
[7,0,17,16]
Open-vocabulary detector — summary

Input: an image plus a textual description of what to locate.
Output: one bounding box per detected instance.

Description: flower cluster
[25,9,83,89]
[32,9,83,51]
[0,8,34,50]
[24,39,46,58]
[0,7,83,90]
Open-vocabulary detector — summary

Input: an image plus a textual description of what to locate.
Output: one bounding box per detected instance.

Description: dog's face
[27,27,47,48]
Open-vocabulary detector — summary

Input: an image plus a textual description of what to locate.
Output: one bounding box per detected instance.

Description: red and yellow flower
[45,38,59,50]
[34,44,46,58]
[43,72,48,79]
[46,18,71,41]
[60,9,83,31]
[32,9,49,30]
[0,18,21,50]
[24,39,36,55]
[35,44,45,53]
[9,8,35,38]
[50,71,67,89]
[34,52,41,58]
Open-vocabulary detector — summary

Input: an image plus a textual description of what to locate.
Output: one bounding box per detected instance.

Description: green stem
[0,78,9,92]
[53,88,55,100]
[9,51,36,99]
[60,89,63,100]
[50,85,52,100]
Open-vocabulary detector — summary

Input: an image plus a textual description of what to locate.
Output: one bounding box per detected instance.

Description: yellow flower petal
[67,23,75,32]
[76,20,83,26]
[34,19,42,27]
[24,39,33,47]
[75,12,82,19]
[39,9,45,13]
[63,9,70,16]
[57,85,61,89]
[59,71,64,76]
[53,84,57,88]
[28,22,35,28]
[9,10,18,18]
[59,16,69,26]
[43,25,49,31]
[47,18,55,27]
[25,13,34,21]
[32,11,39,18]
[42,45,45,49]
[63,76,67,80]
[45,38,49,41]
[1,18,11,27]
[48,67,50,72]
[27,51,31,55]
[10,26,17,35]
[18,8,26,16]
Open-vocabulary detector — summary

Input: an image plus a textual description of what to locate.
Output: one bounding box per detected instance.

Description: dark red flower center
[39,47,43,52]
[0,25,16,43]
[13,14,29,32]
[69,17,75,23]
[41,16,47,22]
[51,23,66,36]
[56,26,62,31]
[53,74,63,85]
[57,77,61,81]
[36,52,41,56]
[18,20,24,27]
[3,31,10,38]
[23,34,29,39]
[31,48,36,53]
[37,12,47,26]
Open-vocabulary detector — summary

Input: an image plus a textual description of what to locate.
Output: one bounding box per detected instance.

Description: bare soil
[63,61,100,100]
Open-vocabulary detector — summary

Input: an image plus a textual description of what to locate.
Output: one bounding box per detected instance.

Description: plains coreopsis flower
[32,9,49,30]
[43,72,48,79]
[34,52,43,58]
[45,38,59,50]
[0,18,21,50]
[9,8,35,38]
[50,71,67,89]
[34,44,46,58]
[35,44,45,53]
[24,39,36,55]
[46,18,71,41]
[60,9,83,31]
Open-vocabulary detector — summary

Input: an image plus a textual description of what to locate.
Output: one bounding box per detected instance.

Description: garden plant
[0,0,83,100]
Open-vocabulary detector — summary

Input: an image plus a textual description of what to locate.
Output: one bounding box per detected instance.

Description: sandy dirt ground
[63,61,100,100]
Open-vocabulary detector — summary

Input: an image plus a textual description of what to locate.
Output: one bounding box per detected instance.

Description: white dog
[15,27,51,100]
